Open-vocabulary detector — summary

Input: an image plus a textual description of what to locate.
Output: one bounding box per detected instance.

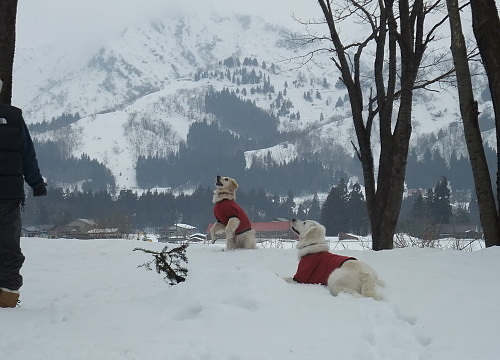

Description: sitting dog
[210,175,257,250]
[286,218,383,300]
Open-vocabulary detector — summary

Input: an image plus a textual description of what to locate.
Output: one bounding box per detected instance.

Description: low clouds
[16,0,320,50]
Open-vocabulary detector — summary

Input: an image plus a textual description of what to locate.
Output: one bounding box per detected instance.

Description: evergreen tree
[280,190,296,219]
[335,79,345,89]
[307,193,321,221]
[296,204,307,220]
[320,178,348,236]
[454,205,470,224]
[405,150,419,189]
[425,187,435,219]
[346,183,369,235]
[421,149,434,188]
[405,192,432,238]
[432,151,448,182]
[412,192,426,220]
[433,176,453,224]
[469,191,481,226]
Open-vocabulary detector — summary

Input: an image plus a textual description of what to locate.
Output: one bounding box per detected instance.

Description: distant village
[23,213,480,244]
[22,218,298,243]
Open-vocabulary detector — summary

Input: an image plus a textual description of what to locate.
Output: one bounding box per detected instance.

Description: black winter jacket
[0,104,44,202]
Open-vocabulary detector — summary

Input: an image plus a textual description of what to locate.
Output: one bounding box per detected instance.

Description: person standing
[0,78,47,308]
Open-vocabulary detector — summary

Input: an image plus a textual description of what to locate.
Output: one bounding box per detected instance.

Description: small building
[206,219,295,241]
[253,219,295,240]
[87,228,123,239]
[58,219,96,239]
[432,224,482,239]
[22,224,57,238]
[189,233,208,243]
[159,223,198,243]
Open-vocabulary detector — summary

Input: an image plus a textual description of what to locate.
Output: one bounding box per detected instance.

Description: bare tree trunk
[0,0,18,104]
[446,0,500,247]
[470,0,500,227]
[317,0,442,250]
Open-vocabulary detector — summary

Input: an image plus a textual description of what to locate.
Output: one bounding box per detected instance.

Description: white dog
[286,219,383,300]
[210,175,257,250]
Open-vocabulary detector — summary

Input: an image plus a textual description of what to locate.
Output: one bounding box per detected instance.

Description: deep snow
[2,237,499,360]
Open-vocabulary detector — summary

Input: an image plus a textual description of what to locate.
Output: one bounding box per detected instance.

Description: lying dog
[286,219,383,300]
[210,175,257,250]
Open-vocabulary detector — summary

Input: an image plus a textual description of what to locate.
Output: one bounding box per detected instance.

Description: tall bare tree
[316,0,449,249]
[471,1,500,208]
[0,0,18,104]
[446,0,500,247]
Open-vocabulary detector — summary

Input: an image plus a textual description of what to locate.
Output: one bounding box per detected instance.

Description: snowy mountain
[12,4,496,192]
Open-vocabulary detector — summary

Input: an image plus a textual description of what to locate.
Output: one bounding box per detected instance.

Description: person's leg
[0,201,24,291]
[0,288,20,307]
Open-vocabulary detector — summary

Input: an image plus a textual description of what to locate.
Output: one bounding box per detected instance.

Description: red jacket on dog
[293,252,356,285]
[213,199,252,234]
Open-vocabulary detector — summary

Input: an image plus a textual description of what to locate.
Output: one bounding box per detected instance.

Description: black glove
[33,182,48,197]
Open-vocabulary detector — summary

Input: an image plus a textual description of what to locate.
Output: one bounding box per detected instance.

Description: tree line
[34,140,116,193]
[318,176,478,238]
[22,185,310,233]
[135,118,340,194]
[27,107,496,197]
[29,112,81,132]
[135,116,495,195]
[398,176,481,238]
[24,173,471,242]
[204,87,279,142]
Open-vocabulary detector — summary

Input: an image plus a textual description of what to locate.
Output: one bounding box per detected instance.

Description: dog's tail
[360,272,382,301]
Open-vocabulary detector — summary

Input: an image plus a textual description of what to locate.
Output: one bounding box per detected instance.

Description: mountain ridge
[13,9,495,193]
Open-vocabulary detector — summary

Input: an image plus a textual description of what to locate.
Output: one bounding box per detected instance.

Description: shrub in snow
[133,244,188,285]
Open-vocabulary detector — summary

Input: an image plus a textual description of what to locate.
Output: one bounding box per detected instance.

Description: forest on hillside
[22,174,480,241]
[26,88,497,238]
[28,71,498,198]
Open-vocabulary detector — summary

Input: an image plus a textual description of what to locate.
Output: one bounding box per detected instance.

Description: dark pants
[0,201,24,291]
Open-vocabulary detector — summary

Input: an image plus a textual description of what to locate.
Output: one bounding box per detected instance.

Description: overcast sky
[16,0,321,49]
[16,0,500,53]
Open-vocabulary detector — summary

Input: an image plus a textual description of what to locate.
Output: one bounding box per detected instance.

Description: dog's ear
[304,222,326,241]
[229,179,239,191]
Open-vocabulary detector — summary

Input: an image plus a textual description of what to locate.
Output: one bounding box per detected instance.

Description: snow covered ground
[2,237,499,360]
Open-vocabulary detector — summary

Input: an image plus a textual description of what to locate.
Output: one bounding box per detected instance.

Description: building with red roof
[206,218,297,241]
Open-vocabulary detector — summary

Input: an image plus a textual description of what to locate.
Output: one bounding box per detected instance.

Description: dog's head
[215,175,239,192]
[213,175,239,203]
[291,218,327,248]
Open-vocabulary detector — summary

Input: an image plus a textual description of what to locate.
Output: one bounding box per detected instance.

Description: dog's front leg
[225,217,240,238]
[210,222,225,244]
[225,217,240,249]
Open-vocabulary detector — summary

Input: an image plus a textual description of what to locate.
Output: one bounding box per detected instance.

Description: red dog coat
[213,199,252,234]
[293,252,356,285]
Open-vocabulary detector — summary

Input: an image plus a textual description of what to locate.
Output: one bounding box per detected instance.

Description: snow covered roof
[174,223,196,230]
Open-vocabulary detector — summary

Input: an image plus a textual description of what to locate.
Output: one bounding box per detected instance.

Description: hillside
[13,5,496,194]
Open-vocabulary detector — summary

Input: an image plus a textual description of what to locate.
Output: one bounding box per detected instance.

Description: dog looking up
[286,219,383,300]
[210,175,257,250]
